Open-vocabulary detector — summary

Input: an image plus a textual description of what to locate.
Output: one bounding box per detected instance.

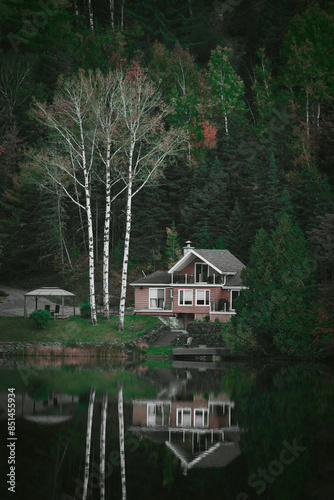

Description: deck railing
[171,273,222,284]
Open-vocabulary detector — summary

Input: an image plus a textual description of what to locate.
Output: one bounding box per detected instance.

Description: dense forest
[0,1,333,343]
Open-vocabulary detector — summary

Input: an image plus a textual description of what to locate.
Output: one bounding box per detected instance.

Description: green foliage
[222,320,261,355]
[233,214,317,356]
[223,199,248,262]
[206,45,246,135]
[80,302,91,319]
[281,4,334,103]
[30,309,51,329]
[165,221,182,267]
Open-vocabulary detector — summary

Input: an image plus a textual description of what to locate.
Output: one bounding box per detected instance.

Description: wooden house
[131,242,246,326]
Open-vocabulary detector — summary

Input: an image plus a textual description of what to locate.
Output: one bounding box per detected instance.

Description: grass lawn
[0,315,162,343]
[143,345,174,356]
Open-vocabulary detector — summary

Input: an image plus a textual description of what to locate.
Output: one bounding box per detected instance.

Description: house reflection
[129,390,240,475]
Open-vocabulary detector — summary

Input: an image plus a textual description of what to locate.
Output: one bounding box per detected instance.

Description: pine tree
[165,222,182,267]
[224,200,248,262]
[235,214,317,356]
[250,150,283,235]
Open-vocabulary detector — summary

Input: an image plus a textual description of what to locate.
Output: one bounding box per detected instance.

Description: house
[131,242,246,326]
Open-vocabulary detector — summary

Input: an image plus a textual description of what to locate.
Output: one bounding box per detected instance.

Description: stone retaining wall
[186,322,225,335]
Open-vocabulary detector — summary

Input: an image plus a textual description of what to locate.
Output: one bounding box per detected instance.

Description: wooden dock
[173,346,230,360]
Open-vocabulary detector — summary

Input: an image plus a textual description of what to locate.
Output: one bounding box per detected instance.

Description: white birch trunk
[121,0,125,30]
[102,139,112,320]
[224,112,229,135]
[306,92,309,136]
[84,171,98,325]
[88,0,94,32]
[110,0,115,31]
[118,164,133,332]
[118,382,127,500]
[82,387,96,500]
[57,193,65,274]
[317,102,320,128]
[99,392,108,500]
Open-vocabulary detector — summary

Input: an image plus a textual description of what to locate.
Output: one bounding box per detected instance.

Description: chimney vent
[183,241,194,256]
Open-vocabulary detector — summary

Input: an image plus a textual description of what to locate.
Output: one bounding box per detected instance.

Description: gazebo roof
[24,287,75,297]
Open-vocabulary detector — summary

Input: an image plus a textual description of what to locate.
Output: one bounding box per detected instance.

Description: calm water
[0,358,333,500]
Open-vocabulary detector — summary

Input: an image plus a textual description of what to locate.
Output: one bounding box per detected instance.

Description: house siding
[134,288,150,310]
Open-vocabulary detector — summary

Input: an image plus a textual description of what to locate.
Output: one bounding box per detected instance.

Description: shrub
[204,315,210,323]
[30,309,51,329]
[80,302,91,319]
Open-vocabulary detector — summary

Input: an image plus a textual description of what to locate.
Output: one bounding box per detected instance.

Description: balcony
[171,273,222,284]
[210,299,230,313]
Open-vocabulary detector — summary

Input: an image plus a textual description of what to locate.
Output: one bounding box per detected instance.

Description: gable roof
[168,249,245,275]
[130,249,245,287]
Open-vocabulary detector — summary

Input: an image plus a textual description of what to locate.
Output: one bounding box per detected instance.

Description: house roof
[131,271,171,286]
[168,249,245,275]
[24,287,75,297]
[131,249,245,287]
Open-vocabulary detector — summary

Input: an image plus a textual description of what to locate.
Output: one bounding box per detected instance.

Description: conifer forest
[0,0,333,350]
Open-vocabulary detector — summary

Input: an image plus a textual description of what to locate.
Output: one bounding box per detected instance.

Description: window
[147,403,163,426]
[194,409,208,427]
[196,290,210,306]
[176,407,191,427]
[231,290,241,311]
[179,289,193,306]
[195,263,208,283]
[149,288,165,309]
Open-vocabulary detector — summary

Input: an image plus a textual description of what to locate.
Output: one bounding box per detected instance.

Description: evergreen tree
[234,214,317,356]
[287,165,333,233]
[179,158,229,246]
[223,200,248,262]
[125,0,201,49]
[130,184,167,263]
[250,150,283,235]
[165,222,182,267]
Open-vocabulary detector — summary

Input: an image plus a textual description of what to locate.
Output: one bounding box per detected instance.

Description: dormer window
[195,263,208,283]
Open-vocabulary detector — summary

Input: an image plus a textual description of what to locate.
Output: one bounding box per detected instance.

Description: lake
[0,358,333,500]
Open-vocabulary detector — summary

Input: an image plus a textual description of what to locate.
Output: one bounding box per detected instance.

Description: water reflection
[0,361,333,500]
[130,386,239,476]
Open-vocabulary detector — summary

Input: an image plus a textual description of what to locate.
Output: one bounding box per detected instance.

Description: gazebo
[24,287,76,318]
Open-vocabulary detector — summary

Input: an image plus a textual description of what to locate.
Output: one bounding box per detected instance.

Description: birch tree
[207,46,246,136]
[93,70,124,320]
[116,64,184,331]
[33,70,100,325]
